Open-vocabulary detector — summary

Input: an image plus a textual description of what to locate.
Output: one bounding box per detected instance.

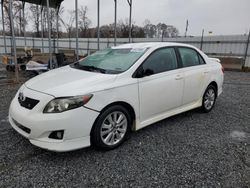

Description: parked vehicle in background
[9,42,224,152]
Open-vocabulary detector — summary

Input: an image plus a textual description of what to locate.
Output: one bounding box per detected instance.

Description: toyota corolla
[9,43,224,152]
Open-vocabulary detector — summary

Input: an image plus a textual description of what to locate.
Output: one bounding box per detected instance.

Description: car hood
[25,66,118,97]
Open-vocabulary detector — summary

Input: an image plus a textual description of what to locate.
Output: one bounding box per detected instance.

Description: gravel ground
[0,71,250,187]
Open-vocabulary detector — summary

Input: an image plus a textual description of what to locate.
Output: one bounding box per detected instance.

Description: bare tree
[78,6,91,38]
[30,4,40,37]
[166,26,179,37]
[3,0,25,35]
[100,25,112,38]
[117,18,135,38]
[49,7,64,33]
[118,19,129,38]
[132,25,145,38]
[37,6,64,38]
[61,10,75,38]
[143,19,155,38]
[156,23,167,39]
[144,19,179,38]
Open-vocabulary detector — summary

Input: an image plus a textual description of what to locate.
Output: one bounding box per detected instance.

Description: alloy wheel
[204,88,216,110]
[100,111,128,146]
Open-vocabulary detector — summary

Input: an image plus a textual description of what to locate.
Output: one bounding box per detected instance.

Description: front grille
[12,118,31,134]
[18,95,39,110]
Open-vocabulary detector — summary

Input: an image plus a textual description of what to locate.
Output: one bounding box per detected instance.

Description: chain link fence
[0,34,249,68]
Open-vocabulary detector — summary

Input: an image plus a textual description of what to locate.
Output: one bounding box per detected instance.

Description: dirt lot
[0,71,250,187]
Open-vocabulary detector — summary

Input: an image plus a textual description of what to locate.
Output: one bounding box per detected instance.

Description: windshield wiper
[71,63,120,74]
[77,65,107,73]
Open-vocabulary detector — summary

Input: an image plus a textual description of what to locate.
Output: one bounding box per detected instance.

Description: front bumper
[9,85,99,152]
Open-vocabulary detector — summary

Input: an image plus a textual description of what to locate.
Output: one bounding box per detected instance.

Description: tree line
[0,1,179,39]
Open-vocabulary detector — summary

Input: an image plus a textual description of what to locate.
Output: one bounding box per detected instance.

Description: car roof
[112,42,197,50]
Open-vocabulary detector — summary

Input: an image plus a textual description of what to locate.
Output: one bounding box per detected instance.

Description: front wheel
[91,105,131,150]
[202,85,217,113]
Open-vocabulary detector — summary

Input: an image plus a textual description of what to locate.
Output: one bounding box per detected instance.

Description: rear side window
[179,48,203,67]
[141,48,178,75]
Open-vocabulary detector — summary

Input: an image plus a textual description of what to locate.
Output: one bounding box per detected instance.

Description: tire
[91,105,132,150]
[20,65,26,71]
[202,85,217,113]
[6,65,10,71]
[10,65,15,72]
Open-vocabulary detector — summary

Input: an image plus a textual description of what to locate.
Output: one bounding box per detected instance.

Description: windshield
[71,48,147,74]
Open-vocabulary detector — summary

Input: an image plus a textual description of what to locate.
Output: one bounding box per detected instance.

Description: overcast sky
[60,0,250,36]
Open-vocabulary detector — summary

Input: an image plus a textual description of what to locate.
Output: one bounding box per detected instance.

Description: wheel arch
[207,81,218,96]
[90,101,137,139]
[100,101,136,121]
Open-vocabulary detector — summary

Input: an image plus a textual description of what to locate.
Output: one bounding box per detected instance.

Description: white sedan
[9,43,224,152]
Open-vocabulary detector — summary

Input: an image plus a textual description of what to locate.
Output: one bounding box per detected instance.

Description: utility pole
[161,30,164,42]
[41,6,44,53]
[127,0,132,43]
[75,0,79,60]
[22,2,26,46]
[114,0,117,46]
[9,0,19,82]
[200,29,204,50]
[1,0,7,54]
[56,7,59,54]
[97,0,100,50]
[46,0,52,69]
[184,19,189,37]
[244,30,250,67]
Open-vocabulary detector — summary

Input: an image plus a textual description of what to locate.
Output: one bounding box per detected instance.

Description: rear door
[136,47,184,124]
[177,47,209,105]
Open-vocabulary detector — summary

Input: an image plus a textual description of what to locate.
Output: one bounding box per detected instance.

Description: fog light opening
[49,130,64,140]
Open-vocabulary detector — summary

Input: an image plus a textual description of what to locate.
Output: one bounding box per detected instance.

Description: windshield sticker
[130,48,147,53]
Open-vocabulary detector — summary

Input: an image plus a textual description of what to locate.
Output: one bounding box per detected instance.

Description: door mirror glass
[135,67,154,78]
[144,69,154,76]
[135,67,144,78]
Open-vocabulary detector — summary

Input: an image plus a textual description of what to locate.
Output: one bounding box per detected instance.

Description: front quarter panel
[85,77,139,123]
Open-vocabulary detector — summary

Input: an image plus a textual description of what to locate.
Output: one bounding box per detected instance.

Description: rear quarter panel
[206,60,224,96]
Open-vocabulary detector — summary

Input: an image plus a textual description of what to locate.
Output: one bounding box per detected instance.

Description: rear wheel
[202,85,217,113]
[91,105,131,150]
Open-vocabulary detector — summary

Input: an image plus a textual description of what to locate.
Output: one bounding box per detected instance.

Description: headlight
[43,94,93,113]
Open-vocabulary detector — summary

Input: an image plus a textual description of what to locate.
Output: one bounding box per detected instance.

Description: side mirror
[135,67,145,78]
[144,69,154,76]
[135,67,154,78]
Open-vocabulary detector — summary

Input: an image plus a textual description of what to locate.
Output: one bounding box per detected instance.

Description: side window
[141,48,178,75]
[179,48,201,67]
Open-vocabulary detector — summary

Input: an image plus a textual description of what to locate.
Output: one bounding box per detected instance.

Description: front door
[137,47,184,125]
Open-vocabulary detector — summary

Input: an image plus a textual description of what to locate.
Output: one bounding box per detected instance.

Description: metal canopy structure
[21,0,63,8]
[20,0,64,70]
[1,0,134,82]
[1,0,64,82]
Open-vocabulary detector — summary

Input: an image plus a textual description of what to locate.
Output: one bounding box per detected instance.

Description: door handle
[204,70,210,74]
[175,75,183,80]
